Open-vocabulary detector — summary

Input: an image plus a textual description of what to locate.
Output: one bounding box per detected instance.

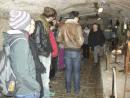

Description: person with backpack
[3,10,40,98]
[37,7,57,98]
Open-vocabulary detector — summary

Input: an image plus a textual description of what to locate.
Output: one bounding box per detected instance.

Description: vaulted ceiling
[0,0,130,20]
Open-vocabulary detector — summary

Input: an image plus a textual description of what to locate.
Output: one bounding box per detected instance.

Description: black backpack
[33,20,52,57]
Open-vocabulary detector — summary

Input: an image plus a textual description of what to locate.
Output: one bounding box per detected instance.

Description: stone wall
[0,18,9,49]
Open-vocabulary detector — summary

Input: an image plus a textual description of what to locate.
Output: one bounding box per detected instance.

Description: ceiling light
[97,18,101,20]
[98,7,103,13]
[124,23,127,30]
[115,26,118,28]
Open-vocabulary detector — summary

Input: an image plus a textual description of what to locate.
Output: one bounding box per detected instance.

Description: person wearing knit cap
[9,10,31,30]
[3,10,40,98]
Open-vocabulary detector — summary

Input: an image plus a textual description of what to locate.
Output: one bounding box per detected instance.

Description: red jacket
[49,31,58,57]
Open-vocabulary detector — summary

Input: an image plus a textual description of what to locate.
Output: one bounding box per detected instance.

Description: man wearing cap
[3,10,40,98]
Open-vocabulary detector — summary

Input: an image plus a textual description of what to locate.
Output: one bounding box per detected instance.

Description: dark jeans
[49,57,58,80]
[64,50,81,93]
[82,44,89,59]
[111,38,118,50]
[36,70,44,98]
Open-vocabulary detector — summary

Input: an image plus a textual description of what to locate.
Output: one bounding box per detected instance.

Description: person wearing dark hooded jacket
[36,7,57,98]
[88,23,105,66]
[29,23,46,98]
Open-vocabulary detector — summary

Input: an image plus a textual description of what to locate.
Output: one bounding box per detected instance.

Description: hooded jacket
[3,30,40,95]
[88,30,105,47]
[58,19,84,50]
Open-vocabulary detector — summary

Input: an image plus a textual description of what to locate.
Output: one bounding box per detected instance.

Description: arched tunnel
[0,0,130,98]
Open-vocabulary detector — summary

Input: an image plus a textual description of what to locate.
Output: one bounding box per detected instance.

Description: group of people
[4,7,58,98]
[2,6,106,98]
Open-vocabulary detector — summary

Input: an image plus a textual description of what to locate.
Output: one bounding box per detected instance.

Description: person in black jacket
[88,23,105,66]
[29,20,53,98]
[29,28,46,98]
[36,7,57,98]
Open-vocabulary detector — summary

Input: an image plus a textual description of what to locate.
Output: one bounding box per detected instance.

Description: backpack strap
[10,38,27,47]
[6,37,27,78]
[4,37,27,57]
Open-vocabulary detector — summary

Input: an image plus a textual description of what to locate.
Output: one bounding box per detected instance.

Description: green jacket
[3,30,40,95]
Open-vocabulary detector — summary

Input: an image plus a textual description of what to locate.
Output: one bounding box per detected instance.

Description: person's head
[67,11,79,22]
[9,10,35,35]
[92,23,101,32]
[42,7,57,22]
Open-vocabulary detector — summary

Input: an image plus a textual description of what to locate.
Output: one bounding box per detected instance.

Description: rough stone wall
[0,0,130,49]
[0,18,9,49]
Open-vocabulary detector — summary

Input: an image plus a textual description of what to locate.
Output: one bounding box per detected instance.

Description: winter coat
[88,30,105,48]
[33,21,52,57]
[29,34,46,73]
[58,19,84,50]
[3,30,40,95]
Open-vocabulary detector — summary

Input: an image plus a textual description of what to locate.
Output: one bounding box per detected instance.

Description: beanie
[9,10,31,30]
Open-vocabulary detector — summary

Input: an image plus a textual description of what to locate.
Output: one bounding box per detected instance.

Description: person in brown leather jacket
[58,11,84,95]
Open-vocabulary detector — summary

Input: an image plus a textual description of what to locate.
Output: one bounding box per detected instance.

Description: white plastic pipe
[113,68,117,98]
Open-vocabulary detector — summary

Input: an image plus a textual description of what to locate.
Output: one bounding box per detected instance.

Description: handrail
[110,67,117,98]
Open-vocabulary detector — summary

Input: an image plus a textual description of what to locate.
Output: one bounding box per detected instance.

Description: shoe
[66,91,71,96]
[93,63,98,67]
[49,91,55,96]
[66,90,71,93]
[75,91,80,97]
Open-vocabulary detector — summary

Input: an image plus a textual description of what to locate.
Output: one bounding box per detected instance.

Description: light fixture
[98,7,103,13]
[124,18,128,29]
[115,26,118,29]
[124,23,127,30]
[97,17,101,20]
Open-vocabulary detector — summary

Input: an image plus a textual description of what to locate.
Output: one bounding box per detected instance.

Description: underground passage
[0,0,130,98]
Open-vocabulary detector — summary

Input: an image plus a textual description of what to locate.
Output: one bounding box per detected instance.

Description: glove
[36,61,46,73]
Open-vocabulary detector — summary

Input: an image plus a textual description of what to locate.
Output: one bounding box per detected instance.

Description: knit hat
[9,10,31,30]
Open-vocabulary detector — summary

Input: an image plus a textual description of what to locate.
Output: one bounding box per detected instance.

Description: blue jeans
[39,54,51,98]
[16,93,39,98]
[64,50,81,93]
